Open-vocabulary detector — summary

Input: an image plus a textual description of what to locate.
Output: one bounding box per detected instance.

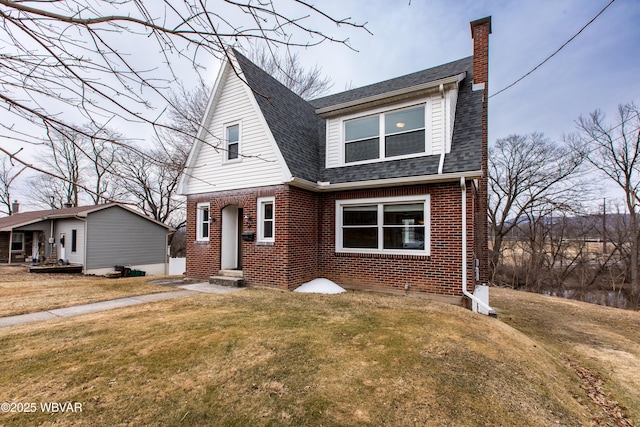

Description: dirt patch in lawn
[0,265,178,317]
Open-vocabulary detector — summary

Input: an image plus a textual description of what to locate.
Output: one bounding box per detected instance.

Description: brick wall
[185,185,319,290]
[186,181,476,301]
[317,182,475,300]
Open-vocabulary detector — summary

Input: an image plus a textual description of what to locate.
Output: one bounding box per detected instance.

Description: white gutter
[288,170,482,192]
[460,177,495,315]
[316,73,466,117]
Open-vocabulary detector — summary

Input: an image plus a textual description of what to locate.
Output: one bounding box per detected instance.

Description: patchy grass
[0,266,178,317]
[0,287,616,426]
[492,287,640,425]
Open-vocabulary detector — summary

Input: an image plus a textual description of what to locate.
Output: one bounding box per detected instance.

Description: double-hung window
[345,115,380,163]
[225,123,240,161]
[196,202,210,241]
[11,233,24,252]
[336,196,429,255]
[257,197,275,243]
[344,104,426,164]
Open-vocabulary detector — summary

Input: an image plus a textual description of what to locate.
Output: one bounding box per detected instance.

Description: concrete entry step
[209,275,245,287]
[217,269,244,278]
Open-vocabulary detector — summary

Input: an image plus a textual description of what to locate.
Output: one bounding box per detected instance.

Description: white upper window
[257,197,275,243]
[344,104,426,164]
[196,202,210,241]
[225,123,241,162]
[336,195,430,256]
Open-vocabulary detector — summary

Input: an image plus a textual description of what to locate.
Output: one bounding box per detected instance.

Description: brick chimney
[11,200,19,215]
[470,17,491,89]
[470,16,491,286]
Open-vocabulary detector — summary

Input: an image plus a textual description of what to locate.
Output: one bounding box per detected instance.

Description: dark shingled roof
[234,49,321,183]
[234,50,482,185]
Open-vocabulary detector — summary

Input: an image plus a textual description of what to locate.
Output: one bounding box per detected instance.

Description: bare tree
[38,128,84,207]
[82,125,122,205]
[488,133,584,278]
[27,174,70,210]
[248,44,333,99]
[118,85,210,229]
[0,1,369,183]
[568,102,640,302]
[0,155,26,215]
[118,145,186,228]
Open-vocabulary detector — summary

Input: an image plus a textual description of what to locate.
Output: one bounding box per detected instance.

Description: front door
[221,205,243,270]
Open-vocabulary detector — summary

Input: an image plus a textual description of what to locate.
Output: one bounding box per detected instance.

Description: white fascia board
[288,169,482,192]
[177,57,229,195]
[316,72,466,117]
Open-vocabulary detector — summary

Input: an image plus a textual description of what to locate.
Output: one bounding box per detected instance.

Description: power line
[489,0,616,99]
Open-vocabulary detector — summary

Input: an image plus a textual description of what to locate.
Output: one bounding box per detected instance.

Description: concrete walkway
[0,282,244,329]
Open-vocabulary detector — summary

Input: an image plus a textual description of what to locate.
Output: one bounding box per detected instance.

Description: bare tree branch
[0,0,369,180]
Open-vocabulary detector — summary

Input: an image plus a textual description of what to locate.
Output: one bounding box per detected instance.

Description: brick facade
[186,180,477,303]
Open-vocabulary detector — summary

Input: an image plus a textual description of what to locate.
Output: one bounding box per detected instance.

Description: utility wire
[489,0,616,99]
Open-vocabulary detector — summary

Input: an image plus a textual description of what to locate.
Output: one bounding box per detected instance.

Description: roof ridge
[310,56,473,104]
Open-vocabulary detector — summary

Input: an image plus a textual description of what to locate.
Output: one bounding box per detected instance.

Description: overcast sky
[199,0,639,205]
[281,0,639,145]
[6,0,639,208]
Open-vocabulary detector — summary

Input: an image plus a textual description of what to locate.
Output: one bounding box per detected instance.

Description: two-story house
[178,17,493,313]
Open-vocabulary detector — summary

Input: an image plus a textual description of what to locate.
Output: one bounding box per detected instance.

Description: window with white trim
[11,232,24,252]
[336,196,430,255]
[257,197,275,242]
[344,104,426,164]
[225,123,240,161]
[196,202,210,241]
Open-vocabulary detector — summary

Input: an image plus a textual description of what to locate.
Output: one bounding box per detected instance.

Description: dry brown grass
[1,286,618,426]
[491,287,640,425]
[0,265,178,317]
[1,267,637,426]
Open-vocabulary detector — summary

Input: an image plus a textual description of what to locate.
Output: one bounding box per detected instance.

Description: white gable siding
[325,118,342,167]
[430,94,444,155]
[182,67,288,195]
[324,89,458,169]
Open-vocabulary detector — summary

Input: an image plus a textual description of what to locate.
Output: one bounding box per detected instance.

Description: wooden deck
[28,264,83,274]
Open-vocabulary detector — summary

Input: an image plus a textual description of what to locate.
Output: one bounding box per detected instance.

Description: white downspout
[438,84,446,175]
[460,177,495,315]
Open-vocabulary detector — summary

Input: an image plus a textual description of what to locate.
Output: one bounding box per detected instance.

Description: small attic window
[225,123,241,162]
